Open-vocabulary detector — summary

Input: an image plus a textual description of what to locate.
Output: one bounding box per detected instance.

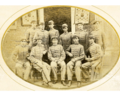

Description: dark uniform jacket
[25,28,37,45]
[74,30,89,52]
[59,32,73,51]
[88,43,102,61]
[48,44,66,62]
[33,30,49,50]
[12,45,30,63]
[66,43,85,62]
[49,29,59,45]
[30,44,45,60]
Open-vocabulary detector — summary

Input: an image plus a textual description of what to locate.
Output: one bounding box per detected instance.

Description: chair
[90,57,103,80]
[81,56,103,82]
[30,57,50,82]
[30,64,42,82]
[94,57,103,80]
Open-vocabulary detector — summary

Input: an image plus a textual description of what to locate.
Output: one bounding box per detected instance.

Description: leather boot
[67,81,72,87]
[61,81,67,86]
[53,80,57,84]
[77,81,81,87]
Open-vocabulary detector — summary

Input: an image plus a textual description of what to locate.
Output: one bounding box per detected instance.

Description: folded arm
[48,47,55,61]
[66,45,73,57]
[88,45,102,61]
[72,46,85,62]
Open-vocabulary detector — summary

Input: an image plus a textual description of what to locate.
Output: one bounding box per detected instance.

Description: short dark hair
[51,36,58,41]
[89,35,95,40]
[72,35,79,40]
[62,23,68,29]
[48,20,54,25]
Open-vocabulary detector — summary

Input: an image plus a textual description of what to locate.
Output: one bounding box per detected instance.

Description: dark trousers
[65,55,71,64]
[42,53,50,64]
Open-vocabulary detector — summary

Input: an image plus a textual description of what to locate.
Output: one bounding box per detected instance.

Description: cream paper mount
[0,5,120,92]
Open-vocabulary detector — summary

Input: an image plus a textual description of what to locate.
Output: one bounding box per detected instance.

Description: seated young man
[66,35,85,87]
[12,38,31,81]
[82,35,102,81]
[28,38,52,86]
[48,36,66,86]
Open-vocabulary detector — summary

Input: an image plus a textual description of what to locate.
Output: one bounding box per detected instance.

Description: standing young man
[29,38,52,86]
[66,35,85,87]
[74,23,89,53]
[12,38,31,81]
[82,35,102,81]
[59,24,73,63]
[48,37,66,86]
[33,22,49,50]
[90,21,106,54]
[25,20,37,48]
[48,20,59,46]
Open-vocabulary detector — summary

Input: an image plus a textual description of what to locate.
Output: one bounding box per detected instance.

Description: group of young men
[12,20,104,87]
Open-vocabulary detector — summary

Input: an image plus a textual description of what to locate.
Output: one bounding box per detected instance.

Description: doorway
[44,7,71,35]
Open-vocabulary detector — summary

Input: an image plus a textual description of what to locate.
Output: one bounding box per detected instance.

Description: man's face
[37,40,42,45]
[63,27,68,32]
[48,24,54,29]
[89,38,94,45]
[52,39,58,45]
[39,24,45,30]
[73,37,79,44]
[78,24,83,30]
[31,22,37,28]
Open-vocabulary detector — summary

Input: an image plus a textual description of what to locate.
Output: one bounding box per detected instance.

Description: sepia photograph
[1,6,120,90]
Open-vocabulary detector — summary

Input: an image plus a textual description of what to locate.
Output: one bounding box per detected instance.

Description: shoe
[42,82,45,85]
[77,81,81,87]
[61,81,67,86]
[48,82,53,87]
[90,78,94,82]
[67,81,72,87]
[53,80,57,84]
[42,81,49,86]
[85,78,89,83]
